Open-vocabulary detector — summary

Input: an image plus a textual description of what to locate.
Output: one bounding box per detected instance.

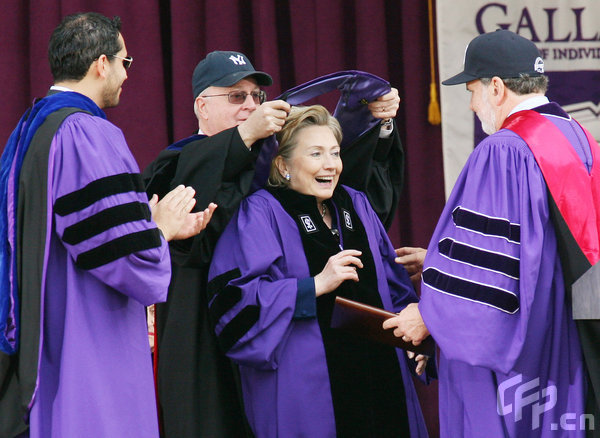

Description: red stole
[502,109,600,266]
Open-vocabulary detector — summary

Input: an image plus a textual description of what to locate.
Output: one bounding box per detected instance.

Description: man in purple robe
[384,30,590,437]
[0,13,211,438]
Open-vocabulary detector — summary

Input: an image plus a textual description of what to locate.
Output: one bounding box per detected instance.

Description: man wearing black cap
[143,51,290,438]
[191,51,286,143]
[385,30,596,436]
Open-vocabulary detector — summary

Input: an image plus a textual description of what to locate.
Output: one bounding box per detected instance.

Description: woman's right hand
[314,249,363,297]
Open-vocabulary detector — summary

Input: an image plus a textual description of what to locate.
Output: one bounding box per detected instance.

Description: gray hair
[480,74,549,95]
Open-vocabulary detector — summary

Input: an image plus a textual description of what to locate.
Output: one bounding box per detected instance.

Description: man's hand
[237,100,291,148]
[149,185,202,241]
[395,247,426,287]
[382,302,429,346]
[368,87,400,121]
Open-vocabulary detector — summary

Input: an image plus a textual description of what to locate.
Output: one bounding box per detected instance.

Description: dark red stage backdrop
[0,1,445,435]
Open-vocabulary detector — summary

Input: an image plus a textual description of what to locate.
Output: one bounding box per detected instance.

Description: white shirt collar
[50,85,75,92]
[508,95,550,117]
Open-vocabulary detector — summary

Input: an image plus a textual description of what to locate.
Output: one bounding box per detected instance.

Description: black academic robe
[144,127,256,438]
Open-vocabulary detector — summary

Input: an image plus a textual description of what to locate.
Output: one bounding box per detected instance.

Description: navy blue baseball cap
[192,51,273,98]
[442,30,545,85]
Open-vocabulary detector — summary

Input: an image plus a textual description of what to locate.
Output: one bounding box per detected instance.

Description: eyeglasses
[109,54,133,70]
[201,90,266,105]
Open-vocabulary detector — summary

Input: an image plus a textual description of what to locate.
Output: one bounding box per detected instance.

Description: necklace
[320,202,327,218]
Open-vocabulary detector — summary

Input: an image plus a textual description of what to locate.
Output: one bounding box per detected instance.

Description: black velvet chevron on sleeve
[75,228,162,270]
[54,173,145,216]
[217,305,260,353]
[62,202,151,245]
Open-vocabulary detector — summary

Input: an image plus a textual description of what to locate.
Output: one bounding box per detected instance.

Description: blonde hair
[268,105,343,187]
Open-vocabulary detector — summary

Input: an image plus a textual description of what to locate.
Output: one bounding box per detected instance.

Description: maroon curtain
[0,1,444,435]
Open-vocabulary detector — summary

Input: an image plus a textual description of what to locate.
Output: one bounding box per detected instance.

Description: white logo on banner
[229,55,246,65]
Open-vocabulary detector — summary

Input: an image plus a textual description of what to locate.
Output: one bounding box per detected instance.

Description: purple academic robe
[419,106,586,437]
[209,186,429,438]
[21,113,171,437]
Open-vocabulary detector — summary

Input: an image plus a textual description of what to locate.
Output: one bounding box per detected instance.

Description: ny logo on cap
[229,54,246,66]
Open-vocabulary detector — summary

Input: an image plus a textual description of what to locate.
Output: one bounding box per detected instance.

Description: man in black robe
[143,50,404,438]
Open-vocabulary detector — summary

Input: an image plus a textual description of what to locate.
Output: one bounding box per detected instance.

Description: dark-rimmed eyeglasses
[109,54,133,70]
[201,90,266,105]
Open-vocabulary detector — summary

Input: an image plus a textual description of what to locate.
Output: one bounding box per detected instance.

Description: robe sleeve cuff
[373,126,396,161]
[293,277,317,320]
[221,128,258,179]
[378,119,394,138]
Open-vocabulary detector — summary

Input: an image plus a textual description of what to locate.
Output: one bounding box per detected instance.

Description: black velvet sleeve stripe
[62,202,151,245]
[75,228,162,270]
[209,285,242,326]
[218,305,260,352]
[423,267,519,314]
[452,206,520,243]
[207,268,242,302]
[438,238,520,279]
[54,173,146,216]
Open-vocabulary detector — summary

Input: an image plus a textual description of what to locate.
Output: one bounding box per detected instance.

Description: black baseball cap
[442,30,544,85]
[192,51,273,98]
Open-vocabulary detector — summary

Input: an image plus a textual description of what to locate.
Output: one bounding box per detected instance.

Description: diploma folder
[331,296,435,356]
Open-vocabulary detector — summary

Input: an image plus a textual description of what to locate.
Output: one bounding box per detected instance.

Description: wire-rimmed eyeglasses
[110,54,133,70]
[201,90,266,105]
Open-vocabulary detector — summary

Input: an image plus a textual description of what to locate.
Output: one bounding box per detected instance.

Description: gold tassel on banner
[428,82,441,126]
[427,0,441,125]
